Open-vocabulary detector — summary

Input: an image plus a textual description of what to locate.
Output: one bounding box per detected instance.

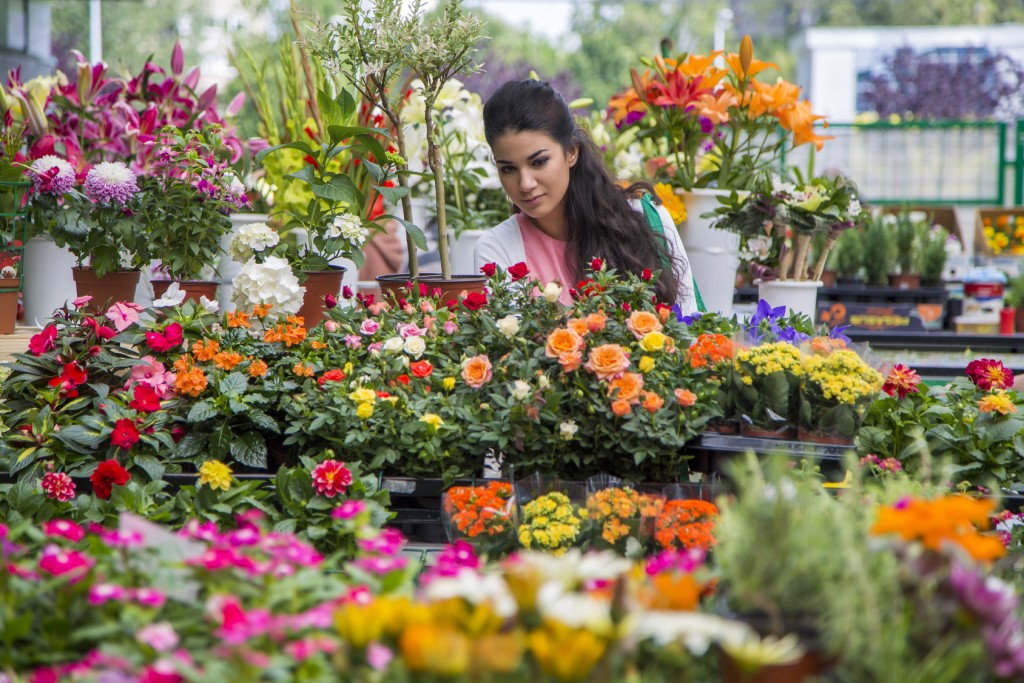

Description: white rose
[510,380,531,401]
[558,420,578,440]
[543,282,562,303]
[403,336,426,358]
[231,255,305,315]
[538,375,550,390]
[383,336,404,353]
[496,314,520,338]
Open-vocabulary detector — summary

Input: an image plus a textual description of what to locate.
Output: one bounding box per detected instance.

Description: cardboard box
[974,207,1024,257]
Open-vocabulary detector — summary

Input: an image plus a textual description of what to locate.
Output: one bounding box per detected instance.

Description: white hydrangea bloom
[231,255,304,315]
[229,222,279,262]
[329,214,367,246]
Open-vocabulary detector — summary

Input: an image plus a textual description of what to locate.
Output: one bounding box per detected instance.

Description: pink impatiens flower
[129,356,177,398]
[106,301,144,332]
[38,545,94,582]
[332,500,366,520]
[42,519,84,542]
[137,622,179,652]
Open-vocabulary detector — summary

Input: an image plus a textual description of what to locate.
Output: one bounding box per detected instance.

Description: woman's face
[491,130,578,225]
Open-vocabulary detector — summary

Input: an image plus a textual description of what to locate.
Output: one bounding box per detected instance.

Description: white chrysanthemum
[328,214,367,246]
[231,256,305,315]
[229,222,279,262]
[84,162,138,205]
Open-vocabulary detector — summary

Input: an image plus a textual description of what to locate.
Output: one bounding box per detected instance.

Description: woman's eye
[532,157,548,167]
[499,166,515,174]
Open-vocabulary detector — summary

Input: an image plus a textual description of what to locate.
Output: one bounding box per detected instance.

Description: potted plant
[915,220,950,289]
[1005,271,1024,333]
[889,209,921,289]
[608,35,832,314]
[797,340,883,445]
[711,173,867,318]
[138,125,250,304]
[828,226,863,286]
[860,213,895,288]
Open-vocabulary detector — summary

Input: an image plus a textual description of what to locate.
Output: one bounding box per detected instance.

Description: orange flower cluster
[212,351,243,371]
[586,487,657,546]
[688,334,733,370]
[870,495,1006,563]
[810,336,847,356]
[191,339,220,362]
[445,482,515,539]
[654,500,718,551]
[566,313,607,337]
[264,321,307,347]
[172,354,208,397]
[226,311,251,329]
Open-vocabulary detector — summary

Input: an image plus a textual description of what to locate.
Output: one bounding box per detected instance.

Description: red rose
[508,262,529,281]
[397,374,411,385]
[641,268,652,281]
[318,369,347,386]
[324,293,338,309]
[90,459,131,499]
[129,384,162,413]
[110,419,140,450]
[461,291,488,311]
[410,360,433,378]
[590,258,603,271]
[480,262,497,277]
[342,286,354,299]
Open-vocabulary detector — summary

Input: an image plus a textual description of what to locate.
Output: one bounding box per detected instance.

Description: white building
[0,0,53,79]
[797,24,1024,123]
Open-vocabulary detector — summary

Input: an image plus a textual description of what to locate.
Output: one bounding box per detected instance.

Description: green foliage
[1005,272,1024,309]
[861,214,895,286]
[893,211,919,275]
[828,226,863,278]
[915,222,949,283]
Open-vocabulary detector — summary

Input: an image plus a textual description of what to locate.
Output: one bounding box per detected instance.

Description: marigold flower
[979,392,1018,416]
[190,339,220,362]
[199,460,233,492]
[882,363,922,399]
[312,459,353,497]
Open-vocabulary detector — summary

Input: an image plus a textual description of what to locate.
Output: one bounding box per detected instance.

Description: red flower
[480,262,497,277]
[397,374,411,385]
[410,360,433,378]
[965,359,1014,391]
[41,472,76,502]
[311,459,353,498]
[324,293,338,309]
[90,459,131,499]
[462,291,488,311]
[129,384,162,412]
[62,361,87,386]
[882,364,922,399]
[29,324,57,355]
[641,268,652,281]
[591,258,604,271]
[342,286,354,299]
[318,369,347,386]
[83,316,116,340]
[110,418,141,450]
[508,262,529,281]
[145,322,183,353]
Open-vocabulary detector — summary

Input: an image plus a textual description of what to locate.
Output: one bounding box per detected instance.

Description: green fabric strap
[640,193,707,313]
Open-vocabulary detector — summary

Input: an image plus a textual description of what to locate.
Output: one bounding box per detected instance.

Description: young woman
[474,79,696,313]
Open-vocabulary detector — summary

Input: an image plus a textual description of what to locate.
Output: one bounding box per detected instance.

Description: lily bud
[76,60,93,107]
[171,41,184,77]
[630,68,645,98]
[739,35,753,78]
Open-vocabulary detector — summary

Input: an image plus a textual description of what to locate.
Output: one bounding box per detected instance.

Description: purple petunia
[28,155,75,195]
[84,162,139,205]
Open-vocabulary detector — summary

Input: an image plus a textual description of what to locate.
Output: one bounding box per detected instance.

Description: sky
[461,0,575,40]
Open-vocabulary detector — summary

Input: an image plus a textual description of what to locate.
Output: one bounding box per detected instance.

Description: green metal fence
[783,120,1021,207]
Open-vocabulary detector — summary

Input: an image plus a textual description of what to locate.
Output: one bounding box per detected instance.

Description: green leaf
[219,372,249,395]
[255,140,315,166]
[374,184,410,206]
[53,424,106,450]
[230,432,268,469]
[286,166,317,186]
[187,401,217,423]
[317,88,343,127]
[132,454,165,481]
[389,216,428,251]
[337,88,357,118]
[209,422,232,458]
[313,174,361,207]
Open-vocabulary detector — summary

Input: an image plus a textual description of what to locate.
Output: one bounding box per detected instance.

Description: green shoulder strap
[640,193,706,313]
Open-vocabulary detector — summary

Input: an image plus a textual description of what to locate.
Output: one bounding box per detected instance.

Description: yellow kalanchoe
[198,459,233,491]
[802,349,883,404]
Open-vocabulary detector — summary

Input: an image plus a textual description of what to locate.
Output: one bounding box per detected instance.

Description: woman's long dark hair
[483,79,685,303]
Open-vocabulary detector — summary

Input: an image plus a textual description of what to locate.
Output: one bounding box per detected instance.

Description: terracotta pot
[297,268,346,327]
[152,280,219,306]
[797,426,854,446]
[820,270,837,288]
[71,267,140,312]
[888,273,920,290]
[719,648,827,683]
[376,273,488,303]
[0,278,19,334]
[1015,306,1024,334]
[740,422,797,440]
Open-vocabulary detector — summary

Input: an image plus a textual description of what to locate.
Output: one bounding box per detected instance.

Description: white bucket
[676,189,740,316]
[757,279,824,320]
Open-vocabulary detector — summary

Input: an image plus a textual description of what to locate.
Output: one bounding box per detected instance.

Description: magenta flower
[84,162,139,205]
[42,519,84,542]
[89,583,129,605]
[367,643,394,671]
[358,528,406,556]
[311,459,353,498]
[28,156,75,195]
[38,544,94,581]
[40,473,77,502]
[352,555,409,575]
[332,500,366,520]
[344,334,362,349]
[139,660,183,683]
[132,587,167,608]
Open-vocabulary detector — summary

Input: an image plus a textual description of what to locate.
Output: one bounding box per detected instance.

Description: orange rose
[626,311,662,339]
[607,372,644,404]
[586,313,607,333]
[584,344,631,380]
[461,355,493,389]
[641,391,665,413]
[559,352,583,373]
[611,399,632,417]
[675,388,697,407]
[567,318,589,337]
[545,328,585,359]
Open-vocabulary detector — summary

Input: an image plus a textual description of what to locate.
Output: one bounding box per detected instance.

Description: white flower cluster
[229,222,280,262]
[327,214,368,246]
[232,255,305,315]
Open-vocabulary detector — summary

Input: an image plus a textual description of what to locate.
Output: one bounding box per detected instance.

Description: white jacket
[474,200,698,314]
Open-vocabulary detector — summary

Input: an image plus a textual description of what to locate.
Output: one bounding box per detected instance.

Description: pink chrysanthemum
[311,459,353,498]
[41,471,76,502]
[28,155,75,195]
[84,162,139,205]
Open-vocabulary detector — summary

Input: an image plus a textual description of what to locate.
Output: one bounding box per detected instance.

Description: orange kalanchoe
[226,311,251,329]
[252,303,273,319]
[445,481,515,539]
[654,499,718,551]
[174,365,208,397]
[248,358,268,378]
[870,495,1006,563]
[688,333,733,370]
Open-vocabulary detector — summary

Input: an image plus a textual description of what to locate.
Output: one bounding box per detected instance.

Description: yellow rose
[638,356,655,373]
[420,413,444,429]
[639,332,667,352]
[356,402,374,419]
[349,387,376,403]
[443,377,456,391]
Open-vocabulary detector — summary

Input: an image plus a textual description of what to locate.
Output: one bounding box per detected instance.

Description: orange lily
[607,87,647,128]
[724,51,778,83]
[778,100,834,151]
[696,91,736,125]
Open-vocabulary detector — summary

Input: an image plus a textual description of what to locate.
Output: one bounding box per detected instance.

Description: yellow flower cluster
[735,342,803,382]
[349,386,377,420]
[802,349,883,404]
[518,492,583,554]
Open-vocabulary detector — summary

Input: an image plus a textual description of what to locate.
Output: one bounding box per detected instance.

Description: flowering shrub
[732,341,804,434]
